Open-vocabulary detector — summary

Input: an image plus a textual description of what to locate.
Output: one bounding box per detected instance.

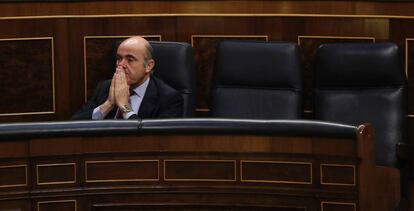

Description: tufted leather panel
[314,43,407,168]
[210,41,303,119]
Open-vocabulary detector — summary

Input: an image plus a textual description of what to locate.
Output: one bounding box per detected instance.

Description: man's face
[116,41,152,86]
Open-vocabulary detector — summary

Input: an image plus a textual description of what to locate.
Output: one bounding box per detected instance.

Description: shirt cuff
[92,107,104,120]
[123,111,136,119]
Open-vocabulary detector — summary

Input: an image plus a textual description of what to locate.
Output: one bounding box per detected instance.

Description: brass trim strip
[195,108,210,112]
[405,38,414,79]
[191,35,268,47]
[164,159,237,182]
[321,201,356,211]
[51,37,56,114]
[3,13,414,20]
[0,111,54,117]
[320,164,356,186]
[36,163,77,185]
[37,199,77,211]
[297,35,376,46]
[0,164,28,188]
[85,160,159,183]
[83,35,162,102]
[0,37,54,41]
[241,160,313,184]
[0,37,55,117]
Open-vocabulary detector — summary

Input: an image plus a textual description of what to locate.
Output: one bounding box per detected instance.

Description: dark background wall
[0,1,414,202]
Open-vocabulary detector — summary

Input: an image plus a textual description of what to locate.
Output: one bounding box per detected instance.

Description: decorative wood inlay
[191,35,268,111]
[36,163,76,185]
[85,160,159,182]
[297,36,375,112]
[320,164,356,186]
[0,164,27,188]
[321,201,356,211]
[241,160,312,184]
[405,38,413,79]
[164,160,236,181]
[0,37,55,116]
[3,14,414,20]
[405,38,414,115]
[37,200,77,211]
[83,35,162,101]
[91,202,307,210]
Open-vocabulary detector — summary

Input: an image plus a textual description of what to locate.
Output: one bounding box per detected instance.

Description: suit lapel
[138,77,158,118]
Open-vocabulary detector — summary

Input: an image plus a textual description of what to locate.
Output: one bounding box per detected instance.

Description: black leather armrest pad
[0,120,140,140]
[141,118,357,138]
[0,119,358,140]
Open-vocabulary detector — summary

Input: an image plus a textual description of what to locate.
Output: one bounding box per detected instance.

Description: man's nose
[117,59,127,67]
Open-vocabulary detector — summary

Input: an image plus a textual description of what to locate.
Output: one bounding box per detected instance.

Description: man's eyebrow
[117,54,138,60]
[125,54,137,60]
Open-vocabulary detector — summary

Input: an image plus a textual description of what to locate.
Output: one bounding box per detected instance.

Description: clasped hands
[99,66,131,114]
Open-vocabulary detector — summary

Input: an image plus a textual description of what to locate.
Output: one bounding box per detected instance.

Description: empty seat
[314,42,407,168]
[210,41,303,119]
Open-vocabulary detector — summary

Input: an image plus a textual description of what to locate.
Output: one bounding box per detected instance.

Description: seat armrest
[396,142,411,161]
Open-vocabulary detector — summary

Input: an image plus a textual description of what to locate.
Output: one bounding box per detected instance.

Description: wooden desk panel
[0,124,400,210]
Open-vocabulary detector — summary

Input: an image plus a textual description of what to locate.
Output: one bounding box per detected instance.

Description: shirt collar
[133,77,150,98]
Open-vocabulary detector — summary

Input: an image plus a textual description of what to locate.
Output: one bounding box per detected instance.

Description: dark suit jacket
[71,76,184,120]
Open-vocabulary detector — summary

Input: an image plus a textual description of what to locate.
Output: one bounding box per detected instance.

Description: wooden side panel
[0,38,54,115]
[37,200,77,211]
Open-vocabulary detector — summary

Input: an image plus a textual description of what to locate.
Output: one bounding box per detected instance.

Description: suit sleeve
[157,91,184,118]
[71,81,109,120]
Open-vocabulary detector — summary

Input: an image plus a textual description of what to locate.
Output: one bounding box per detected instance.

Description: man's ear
[145,59,155,73]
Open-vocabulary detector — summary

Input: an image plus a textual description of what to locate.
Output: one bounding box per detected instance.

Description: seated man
[72,36,183,120]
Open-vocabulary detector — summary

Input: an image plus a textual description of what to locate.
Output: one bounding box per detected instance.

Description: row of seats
[148,41,407,171]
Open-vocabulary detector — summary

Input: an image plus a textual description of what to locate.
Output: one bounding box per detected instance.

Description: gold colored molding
[191,35,268,47]
[321,201,356,211]
[405,38,414,79]
[37,199,77,211]
[195,108,210,112]
[164,159,237,182]
[0,37,55,117]
[0,111,55,117]
[320,164,356,186]
[83,35,162,101]
[297,35,375,46]
[85,160,159,183]
[0,164,27,188]
[3,13,414,21]
[241,160,312,184]
[36,163,76,185]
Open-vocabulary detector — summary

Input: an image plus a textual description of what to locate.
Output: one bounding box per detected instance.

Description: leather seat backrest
[149,41,197,117]
[210,41,303,119]
[314,43,407,167]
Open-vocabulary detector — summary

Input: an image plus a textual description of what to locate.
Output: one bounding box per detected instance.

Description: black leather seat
[149,41,197,117]
[314,43,407,168]
[210,41,303,119]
